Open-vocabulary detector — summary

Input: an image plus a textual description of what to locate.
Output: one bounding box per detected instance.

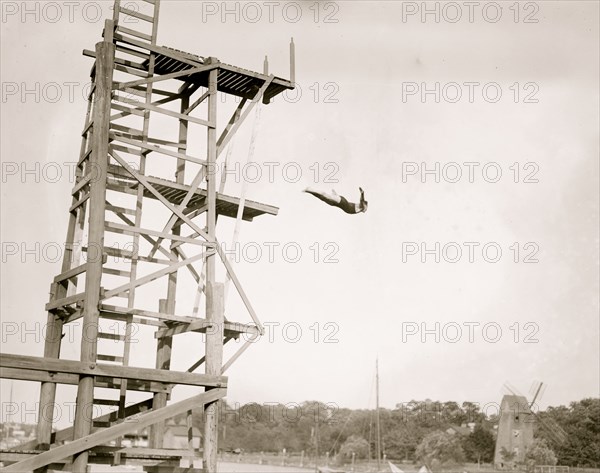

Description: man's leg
[303,187,342,207]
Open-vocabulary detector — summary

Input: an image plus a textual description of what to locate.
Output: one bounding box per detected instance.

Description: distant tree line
[186,398,599,467]
[534,398,600,467]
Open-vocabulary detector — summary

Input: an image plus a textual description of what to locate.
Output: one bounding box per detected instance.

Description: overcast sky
[1,1,599,427]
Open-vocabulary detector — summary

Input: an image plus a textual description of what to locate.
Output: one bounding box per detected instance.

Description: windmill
[506,381,567,445]
[493,381,567,468]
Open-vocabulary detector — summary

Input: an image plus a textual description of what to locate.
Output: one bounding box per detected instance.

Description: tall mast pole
[9,382,13,424]
[315,409,320,473]
[376,358,381,472]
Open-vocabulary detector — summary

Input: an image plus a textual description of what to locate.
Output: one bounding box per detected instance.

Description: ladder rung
[69,192,90,213]
[116,25,153,42]
[71,174,92,195]
[81,120,94,136]
[87,83,96,101]
[97,354,125,362]
[77,148,92,166]
[119,7,155,23]
[93,398,121,406]
[98,332,126,341]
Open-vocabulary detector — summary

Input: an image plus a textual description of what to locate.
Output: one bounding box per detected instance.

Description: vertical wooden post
[150,299,171,448]
[314,412,320,473]
[203,282,224,472]
[203,58,222,473]
[290,38,295,85]
[150,85,188,450]
[205,60,217,284]
[36,296,63,451]
[36,51,95,455]
[71,36,114,473]
[375,358,381,472]
[263,56,270,104]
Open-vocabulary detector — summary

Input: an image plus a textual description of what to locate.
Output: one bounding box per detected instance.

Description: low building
[163,420,201,449]
[446,424,473,436]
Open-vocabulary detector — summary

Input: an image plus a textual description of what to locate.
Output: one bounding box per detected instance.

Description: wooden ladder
[103,1,160,466]
[65,0,161,466]
[113,0,160,46]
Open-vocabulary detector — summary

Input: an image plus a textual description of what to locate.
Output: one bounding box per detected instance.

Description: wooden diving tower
[0,1,294,471]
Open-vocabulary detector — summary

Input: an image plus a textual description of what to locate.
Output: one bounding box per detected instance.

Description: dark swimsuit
[338,196,356,214]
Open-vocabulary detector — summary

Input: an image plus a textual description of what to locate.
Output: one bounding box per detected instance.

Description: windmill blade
[529,409,568,445]
[529,381,547,407]
[502,381,523,397]
[540,417,568,444]
[503,381,567,446]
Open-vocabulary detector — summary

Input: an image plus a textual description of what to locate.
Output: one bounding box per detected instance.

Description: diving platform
[0,1,294,471]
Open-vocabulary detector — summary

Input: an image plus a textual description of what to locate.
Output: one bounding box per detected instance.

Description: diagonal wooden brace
[0,389,226,472]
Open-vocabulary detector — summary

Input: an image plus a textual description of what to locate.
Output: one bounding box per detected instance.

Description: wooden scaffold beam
[0,2,296,471]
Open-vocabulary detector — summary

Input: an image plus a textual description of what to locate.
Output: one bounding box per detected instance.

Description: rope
[219,130,236,194]
[224,103,262,304]
[191,105,262,315]
[192,138,236,317]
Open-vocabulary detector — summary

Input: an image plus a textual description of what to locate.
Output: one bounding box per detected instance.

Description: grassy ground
[82,460,600,473]
[220,452,485,472]
[219,453,600,473]
[84,454,600,473]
